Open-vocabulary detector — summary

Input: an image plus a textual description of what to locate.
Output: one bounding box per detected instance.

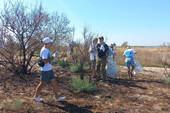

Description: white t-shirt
[89,44,97,60]
[40,47,52,71]
[123,49,136,59]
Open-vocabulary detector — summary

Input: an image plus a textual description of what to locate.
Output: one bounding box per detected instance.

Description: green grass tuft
[164,77,170,84]
[12,97,23,110]
[3,100,10,110]
[57,60,69,67]
[70,63,89,73]
[71,77,96,93]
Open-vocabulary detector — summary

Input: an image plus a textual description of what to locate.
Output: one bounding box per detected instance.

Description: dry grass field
[116,46,170,67]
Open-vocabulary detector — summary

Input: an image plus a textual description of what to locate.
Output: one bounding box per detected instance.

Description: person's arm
[123,51,126,57]
[107,49,110,57]
[41,50,54,64]
[94,43,98,51]
[43,57,54,64]
[132,49,137,54]
[89,45,94,53]
[105,44,110,57]
[112,51,116,58]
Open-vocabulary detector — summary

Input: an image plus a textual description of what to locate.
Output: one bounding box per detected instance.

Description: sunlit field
[116,46,170,67]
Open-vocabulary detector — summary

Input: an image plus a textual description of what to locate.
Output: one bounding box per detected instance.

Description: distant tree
[121,41,128,47]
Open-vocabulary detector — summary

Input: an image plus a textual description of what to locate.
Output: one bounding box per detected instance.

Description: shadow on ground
[42,101,93,113]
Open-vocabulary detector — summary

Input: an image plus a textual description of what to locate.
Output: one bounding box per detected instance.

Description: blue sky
[0,0,170,46]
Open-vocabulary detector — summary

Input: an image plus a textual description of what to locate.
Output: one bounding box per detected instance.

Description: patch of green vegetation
[3,100,10,110]
[164,77,170,84]
[161,107,168,111]
[12,97,23,110]
[70,63,89,73]
[118,63,126,66]
[118,62,164,68]
[71,77,96,93]
[157,96,164,99]
[34,53,40,57]
[57,60,69,67]
[157,64,164,68]
[52,59,58,63]
[111,97,116,100]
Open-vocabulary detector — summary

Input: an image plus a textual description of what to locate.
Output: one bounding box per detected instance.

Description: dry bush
[157,43,170,77]
[68,26,96,79]
[0,1,73,75]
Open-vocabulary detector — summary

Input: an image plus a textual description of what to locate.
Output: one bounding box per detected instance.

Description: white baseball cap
[127,45,131,49]
[43,37,53,44]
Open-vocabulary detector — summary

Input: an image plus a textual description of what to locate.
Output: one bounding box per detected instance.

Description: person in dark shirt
[96,36,110,82]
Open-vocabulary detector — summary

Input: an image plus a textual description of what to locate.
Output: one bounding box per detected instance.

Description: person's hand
[53,52,58,58]
[91,50,94,53]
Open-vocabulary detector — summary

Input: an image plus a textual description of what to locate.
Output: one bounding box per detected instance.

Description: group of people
[34,36,137,102]
[89,36,137,81]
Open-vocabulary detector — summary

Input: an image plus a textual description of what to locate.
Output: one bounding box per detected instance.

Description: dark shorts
[91,59,96,67]
[40,70,55,82]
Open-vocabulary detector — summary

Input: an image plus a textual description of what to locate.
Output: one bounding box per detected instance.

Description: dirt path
[0,66,169,113]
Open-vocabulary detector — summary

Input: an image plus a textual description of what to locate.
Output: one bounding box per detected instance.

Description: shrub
[164,77,170,84]
[57,60,69,67]
[12,97,23,110]
[70,63,89,73]
[70,63,80,73]
[83,62,89,72]
[3,100,10,110]
[52,59,58,63]
[71,77,96,93]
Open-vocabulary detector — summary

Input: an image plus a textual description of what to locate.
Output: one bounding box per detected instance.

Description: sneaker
[56,97,65,102]
[102,79,106,82]
[34,97,43,102]
[130,72,134,77]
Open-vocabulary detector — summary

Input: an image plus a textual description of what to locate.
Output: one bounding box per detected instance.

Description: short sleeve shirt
[123,49,136,59]
[40,47,52,71]
[97,42,109,58]
[89,44,97,60]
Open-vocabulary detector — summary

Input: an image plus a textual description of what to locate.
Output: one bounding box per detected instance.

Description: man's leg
[96,58,101,81]
[130,66,135,77]
[101,58,107,82]
[92,67,95,76]
[92,59,96,77]
[34,81,47,98]
[50,78,59,100]
[126,60,131,79]
[127,67,131,79]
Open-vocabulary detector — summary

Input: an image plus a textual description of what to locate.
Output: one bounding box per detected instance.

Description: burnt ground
[0,65,169,113]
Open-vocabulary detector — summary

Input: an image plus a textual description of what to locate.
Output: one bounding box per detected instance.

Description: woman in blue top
[109,43,116,61]
[123,45,137,79]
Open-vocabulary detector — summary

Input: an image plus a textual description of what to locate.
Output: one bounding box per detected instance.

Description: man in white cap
[34,37,65,102]
[123,45,137,79]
